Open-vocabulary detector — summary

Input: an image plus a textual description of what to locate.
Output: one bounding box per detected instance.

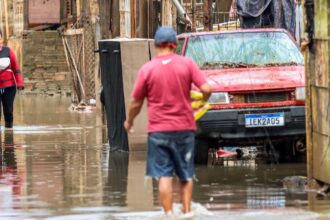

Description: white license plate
[245,113,285,128]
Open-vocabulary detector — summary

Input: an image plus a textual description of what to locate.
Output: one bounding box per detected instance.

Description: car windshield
[185,32,304,69]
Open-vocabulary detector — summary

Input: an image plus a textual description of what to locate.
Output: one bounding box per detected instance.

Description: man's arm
[200,83,212,102]
[124,99,144,133]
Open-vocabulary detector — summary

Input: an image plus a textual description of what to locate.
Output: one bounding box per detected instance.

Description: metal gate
[62,20,96,104]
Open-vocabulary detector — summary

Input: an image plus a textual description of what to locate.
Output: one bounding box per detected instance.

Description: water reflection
[0,131,20,210]
[126,153,154,211]
[194,163,308,211]
[0,96,329,219]
[105,151,129,207]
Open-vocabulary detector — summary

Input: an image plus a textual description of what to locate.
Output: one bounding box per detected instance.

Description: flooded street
[0,96,329,220]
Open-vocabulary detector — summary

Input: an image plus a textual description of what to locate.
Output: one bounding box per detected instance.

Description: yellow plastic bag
[190,91,203,101]
[194,103,211,121]
[190,91,210,121]
[191,100,206,109]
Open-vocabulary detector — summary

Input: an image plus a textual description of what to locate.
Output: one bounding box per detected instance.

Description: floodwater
[0,96,329,220]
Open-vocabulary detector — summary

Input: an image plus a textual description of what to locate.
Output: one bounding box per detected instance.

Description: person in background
[124,26,211,215]
[0,30,24,129]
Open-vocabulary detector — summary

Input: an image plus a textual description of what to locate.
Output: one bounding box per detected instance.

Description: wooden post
[94,17,102,109]
[3,0,9,40]
[306,0,330,185]
[77,0,81,18]
[0,0,3,34]
[192,0,196,31]
[24,0,29,30]
[203,0,210,31]
[209,0,213,30]
[304,0,312,184]
[162,0,172,26]
[119,0,131,37]
[98,0,111,38]
[88,0,99,23]
[130,0,136,38]
[110,0,120,37]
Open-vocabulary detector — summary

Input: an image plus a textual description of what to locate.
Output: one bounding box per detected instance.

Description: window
[175,38,185,55]
[185,32,304,69]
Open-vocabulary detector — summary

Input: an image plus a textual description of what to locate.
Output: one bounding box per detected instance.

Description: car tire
[194,138,209,165]
[276,140,306,163]
[275,141,294,163]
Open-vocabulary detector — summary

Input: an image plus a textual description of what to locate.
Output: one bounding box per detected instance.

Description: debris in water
[282,176,308,193]
[69,102,94,113]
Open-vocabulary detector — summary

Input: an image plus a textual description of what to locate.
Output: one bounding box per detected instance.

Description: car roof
[177,28,291,38]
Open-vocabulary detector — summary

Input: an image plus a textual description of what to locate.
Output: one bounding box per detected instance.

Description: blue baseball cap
[154,26,177,47]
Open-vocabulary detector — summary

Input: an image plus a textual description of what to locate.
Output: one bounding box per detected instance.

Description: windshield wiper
[235,62,258,68]
[202,61,258,69]
[265,62,303,67]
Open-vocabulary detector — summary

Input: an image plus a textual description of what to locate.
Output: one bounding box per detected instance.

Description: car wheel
[273,140,306,163]
[194,138,209,165]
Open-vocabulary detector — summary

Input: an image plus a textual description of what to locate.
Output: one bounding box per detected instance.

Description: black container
[99,40,129,151]
[98,39,154,152]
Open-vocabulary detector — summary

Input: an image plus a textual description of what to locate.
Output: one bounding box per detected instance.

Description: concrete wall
[21,31,72,95]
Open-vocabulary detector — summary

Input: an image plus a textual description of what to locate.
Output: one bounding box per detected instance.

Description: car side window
[176,38,185,55]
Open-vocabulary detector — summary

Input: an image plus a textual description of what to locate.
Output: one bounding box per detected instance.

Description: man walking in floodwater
[124,26,211,215]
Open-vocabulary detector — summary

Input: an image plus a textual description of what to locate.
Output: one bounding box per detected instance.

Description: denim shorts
[146,131,195,181]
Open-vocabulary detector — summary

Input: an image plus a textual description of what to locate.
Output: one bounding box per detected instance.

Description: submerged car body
[177,29,306,164]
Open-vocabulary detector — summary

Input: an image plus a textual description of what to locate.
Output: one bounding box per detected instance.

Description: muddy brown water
[0,96,329,219]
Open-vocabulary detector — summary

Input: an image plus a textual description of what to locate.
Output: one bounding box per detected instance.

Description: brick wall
[22,31,72,95]
[182,0,204,28]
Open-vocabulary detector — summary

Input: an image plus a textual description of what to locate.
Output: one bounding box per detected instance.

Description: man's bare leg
[181,180,193,213]
[159,177,173,214]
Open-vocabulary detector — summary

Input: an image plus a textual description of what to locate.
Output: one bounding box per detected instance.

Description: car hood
[203,66,305,92]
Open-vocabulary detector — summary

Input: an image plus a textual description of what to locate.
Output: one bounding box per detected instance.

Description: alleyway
[0,96,329,219]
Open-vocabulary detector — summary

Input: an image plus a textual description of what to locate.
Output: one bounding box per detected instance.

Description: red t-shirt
[132,53,206,133]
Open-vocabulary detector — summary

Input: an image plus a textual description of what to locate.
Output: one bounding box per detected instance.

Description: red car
[177,29,306,164]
